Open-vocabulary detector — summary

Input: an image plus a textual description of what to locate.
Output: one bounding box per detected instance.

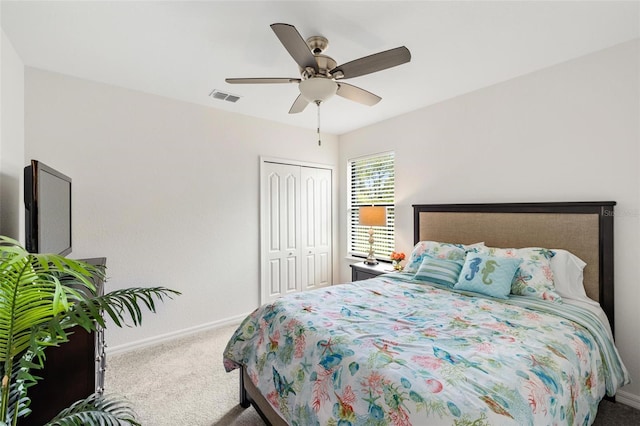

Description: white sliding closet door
[261,160,332,304]
[300,167,332,291]
[262,162,301,303]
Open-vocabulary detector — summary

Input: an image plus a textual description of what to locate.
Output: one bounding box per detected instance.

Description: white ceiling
[2,1,639,135]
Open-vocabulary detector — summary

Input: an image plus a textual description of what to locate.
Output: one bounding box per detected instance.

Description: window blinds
[348,152,395,259]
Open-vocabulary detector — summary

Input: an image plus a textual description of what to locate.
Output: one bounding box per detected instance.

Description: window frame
[347,151,396,262]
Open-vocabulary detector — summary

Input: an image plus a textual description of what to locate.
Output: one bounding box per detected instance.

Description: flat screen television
[24,160,72,255]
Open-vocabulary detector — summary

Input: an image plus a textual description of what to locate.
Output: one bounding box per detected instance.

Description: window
[348,152,395,260]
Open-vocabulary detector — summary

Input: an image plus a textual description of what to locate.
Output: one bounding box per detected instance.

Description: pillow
[454,253,522,299]
[478,246,562,302]
[550,249,597,305]
[413,255,464,288]
[404,241,484,274]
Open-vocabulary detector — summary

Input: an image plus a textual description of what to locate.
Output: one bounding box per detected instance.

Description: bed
[223,201,630,425]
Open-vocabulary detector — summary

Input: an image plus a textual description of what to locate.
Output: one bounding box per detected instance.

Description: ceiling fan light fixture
[299,78,337,103]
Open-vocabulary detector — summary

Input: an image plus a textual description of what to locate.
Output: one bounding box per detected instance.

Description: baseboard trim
[106,313,249,356]
[616,390,640,410]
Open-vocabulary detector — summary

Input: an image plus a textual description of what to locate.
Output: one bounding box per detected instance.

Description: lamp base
[365,229,378,265]
[364,254,378,265]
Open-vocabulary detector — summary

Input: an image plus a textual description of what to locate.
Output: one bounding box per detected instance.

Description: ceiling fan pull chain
[316,101,322,146]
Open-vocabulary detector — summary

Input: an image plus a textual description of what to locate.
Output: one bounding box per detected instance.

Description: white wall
[338,40,640,406]
[0,29,25,240]
[24,68,339,350]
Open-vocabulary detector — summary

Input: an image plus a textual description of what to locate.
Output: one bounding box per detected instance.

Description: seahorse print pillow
[479,247,562,302]
[454,253,522,299]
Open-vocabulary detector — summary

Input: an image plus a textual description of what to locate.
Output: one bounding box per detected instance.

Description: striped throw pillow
[413,255,464,288]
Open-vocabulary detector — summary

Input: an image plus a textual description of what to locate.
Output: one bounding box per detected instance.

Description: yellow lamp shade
[359,206,386,227]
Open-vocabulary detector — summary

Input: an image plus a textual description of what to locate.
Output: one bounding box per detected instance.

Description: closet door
[300,167,332,291]
[261,162,301,304]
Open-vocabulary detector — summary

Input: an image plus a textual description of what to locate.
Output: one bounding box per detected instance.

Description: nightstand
[350,261,395,282]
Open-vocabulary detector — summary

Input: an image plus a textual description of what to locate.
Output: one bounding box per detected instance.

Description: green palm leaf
[63,287,180,332]
[44,393,140,426]
[0,236,180,424]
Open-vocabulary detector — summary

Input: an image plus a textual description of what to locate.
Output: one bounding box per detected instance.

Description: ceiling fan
[225,23,411,114]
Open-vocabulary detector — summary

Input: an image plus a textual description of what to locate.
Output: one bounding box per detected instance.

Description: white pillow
[550,249,598,306]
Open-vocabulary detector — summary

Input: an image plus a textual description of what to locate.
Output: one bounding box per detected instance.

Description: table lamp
[359,206,387,265]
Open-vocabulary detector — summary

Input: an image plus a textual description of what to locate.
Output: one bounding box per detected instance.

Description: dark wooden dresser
[23,257,107,426]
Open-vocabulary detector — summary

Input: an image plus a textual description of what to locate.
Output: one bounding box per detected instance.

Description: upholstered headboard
[413,202,616,332]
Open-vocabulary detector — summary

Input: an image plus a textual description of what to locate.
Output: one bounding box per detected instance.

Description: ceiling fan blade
[225,78,301,84]
[289,94,310,114]
[336,83,381,106]
[270,23,318,72]
[330,46,411,79]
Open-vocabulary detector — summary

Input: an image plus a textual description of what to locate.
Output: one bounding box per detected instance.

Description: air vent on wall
[209,89,241,103]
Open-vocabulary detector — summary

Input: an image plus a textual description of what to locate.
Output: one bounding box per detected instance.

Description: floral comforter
[223,274,630,426]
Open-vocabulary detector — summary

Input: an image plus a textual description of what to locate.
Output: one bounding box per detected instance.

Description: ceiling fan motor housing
[301,54,337,79]
[307,35,329,54]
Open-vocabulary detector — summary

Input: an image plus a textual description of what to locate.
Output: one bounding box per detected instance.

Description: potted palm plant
[0,236,180,425]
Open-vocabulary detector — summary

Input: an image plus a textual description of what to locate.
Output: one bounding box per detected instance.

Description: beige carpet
[105,323,264,425]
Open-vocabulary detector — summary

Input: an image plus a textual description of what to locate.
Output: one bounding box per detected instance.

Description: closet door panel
[301,167,332,291]
[300,170,316,290]
[268,259,281,295]
[262,162,301,303]
[318,252,329,284]
[304,254,316,288]
[314,168,332,288]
